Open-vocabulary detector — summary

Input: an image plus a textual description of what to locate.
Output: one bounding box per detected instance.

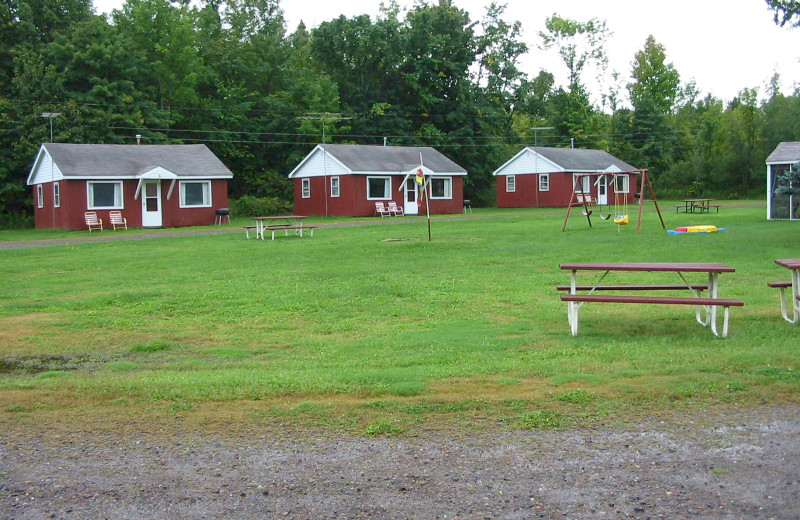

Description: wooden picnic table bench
[556,284,709,292]
[266,225,317,240]
[771,259,800,323]
[558,262,742,337]
[675,199,719,213]
[243,225,258,239]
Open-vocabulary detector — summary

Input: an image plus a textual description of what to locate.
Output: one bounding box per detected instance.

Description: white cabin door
[597,175,608,206]
[141,180,163,228]
[404,179,418,215]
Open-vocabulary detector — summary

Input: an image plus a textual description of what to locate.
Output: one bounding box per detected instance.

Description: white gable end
[493,149,562,176]
[26,147,65,185]
[289,147,350,178]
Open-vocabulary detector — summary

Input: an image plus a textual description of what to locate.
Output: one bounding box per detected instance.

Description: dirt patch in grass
[1,403,798,519]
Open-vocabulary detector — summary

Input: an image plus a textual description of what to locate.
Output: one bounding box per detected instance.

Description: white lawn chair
[375,202,391,217]
[84,211,103,232]
[109,211,127,230]
[387,201,404,216]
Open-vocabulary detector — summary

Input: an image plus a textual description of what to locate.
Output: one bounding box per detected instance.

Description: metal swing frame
[562,169,666,234]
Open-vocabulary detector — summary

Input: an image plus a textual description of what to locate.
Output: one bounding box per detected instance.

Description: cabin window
[506,175,516,192]
[53,182,60,208]
[180,181,211,207]
[366,176,390,199]
[430,177,452,199]
[614,175,629,193]
[573,174,590,193]
[37,185,43,208]
[539,174,550,191]
[330,176,340,198]
[301,178,311,198]
[87,181,123,209]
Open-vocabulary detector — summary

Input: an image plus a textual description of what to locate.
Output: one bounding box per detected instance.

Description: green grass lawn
[1,201,798,435]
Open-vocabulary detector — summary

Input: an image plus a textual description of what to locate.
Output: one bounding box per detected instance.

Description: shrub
[0,211,34,229]
[229,196,292,217]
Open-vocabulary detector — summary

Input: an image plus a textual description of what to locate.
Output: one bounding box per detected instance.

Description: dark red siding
[293,175,464,217]
[33,179,229,230]
[497,173,637,208]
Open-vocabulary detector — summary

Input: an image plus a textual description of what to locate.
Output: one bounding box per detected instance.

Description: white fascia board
[68,174,232,180]
[351,169,467,177]
[766,160,796,166]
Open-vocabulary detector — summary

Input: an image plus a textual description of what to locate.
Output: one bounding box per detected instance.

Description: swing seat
[582,210,592,216]
[614,214,629,225]
[599,213,612,220]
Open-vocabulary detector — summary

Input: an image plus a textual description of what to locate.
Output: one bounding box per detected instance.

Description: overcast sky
[92,0,800,104]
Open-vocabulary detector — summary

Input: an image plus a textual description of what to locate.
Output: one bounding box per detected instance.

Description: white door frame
[597,175,608,206]
[404,179,418,215]
[141,180,163,228]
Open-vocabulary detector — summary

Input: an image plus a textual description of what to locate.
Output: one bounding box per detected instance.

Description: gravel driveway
[1,405,798,519]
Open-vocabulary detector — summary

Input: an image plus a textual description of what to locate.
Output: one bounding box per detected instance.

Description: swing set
[562,169,666,234]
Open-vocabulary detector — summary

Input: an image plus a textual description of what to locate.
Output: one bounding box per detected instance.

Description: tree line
[1,0,798,226]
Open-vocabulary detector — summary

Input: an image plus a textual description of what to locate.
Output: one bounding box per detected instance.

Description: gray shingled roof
[530,147,636,171]
[766,141,800,163]
[320,144,466,173]
[42,143,233,178]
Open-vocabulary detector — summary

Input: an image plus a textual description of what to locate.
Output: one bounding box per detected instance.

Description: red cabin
[289,144,468,217]
[27,143,233,230]
[493,147,638,208]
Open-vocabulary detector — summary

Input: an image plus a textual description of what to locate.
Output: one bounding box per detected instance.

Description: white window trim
[573,174,590,193]
[37,185,43,208]
[87,181,123,210]
[614,175,630,193]
[53,182,60,208]
[538,174,550,192]
[429,176,453,199]
[301,178,311,198]
[179,180,212,208]
[330,176,340,198]
[506,175,516,193]
[366,176,391,200]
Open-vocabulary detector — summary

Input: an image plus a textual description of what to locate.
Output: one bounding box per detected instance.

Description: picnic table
[772,259,800,323]
[558,262,743,337]
[676,199,719,213]
[249,215,310,240]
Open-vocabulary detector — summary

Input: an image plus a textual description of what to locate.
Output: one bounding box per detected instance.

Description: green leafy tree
[761,74,800,149]
[720,88,765,192]
[113,0,203,110]
[626,36,680,181]
[311,12,403,111]
[475,2,528,103]
[398,0,475,119]
[537,14,609,147]
[539,14,609,95]
[665,85,726,196]
[766,0,800,26]
[773,160,800,196]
